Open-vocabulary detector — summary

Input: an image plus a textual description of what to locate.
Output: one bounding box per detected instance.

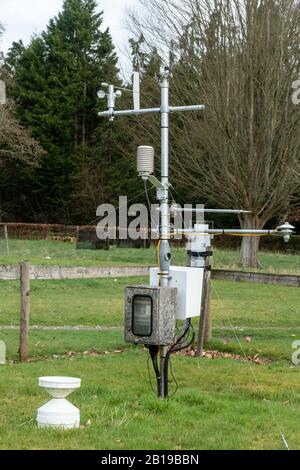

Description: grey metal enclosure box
[125,286,177,346]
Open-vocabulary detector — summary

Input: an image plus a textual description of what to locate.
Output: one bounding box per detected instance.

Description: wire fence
[0,223,299,364]
[0,270,141,362]
[1,222,300,279]
[0,261,300,363]
[1,222,300,255]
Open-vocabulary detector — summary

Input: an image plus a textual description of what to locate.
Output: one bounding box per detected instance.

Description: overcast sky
[0,0,138,73]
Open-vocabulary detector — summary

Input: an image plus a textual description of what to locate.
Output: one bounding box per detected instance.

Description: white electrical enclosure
[150,266,204,320]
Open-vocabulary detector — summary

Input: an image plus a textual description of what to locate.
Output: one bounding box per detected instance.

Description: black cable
[163,320,192,398]
[144,179,152,215]
[167,324,195,398]
[144,179,158,243]
[172,322,195,353]
[168,356,179,398]
[146,344,161,396]
[165,325,195,398]
[146,354,157,395]
[146,322,195,398]
[149,345,160,377]
[170,320,192,353]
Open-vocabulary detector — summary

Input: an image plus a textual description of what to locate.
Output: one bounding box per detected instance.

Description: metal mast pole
[158,68,171,399]
[159,68,171,287]
[97,69,208,400]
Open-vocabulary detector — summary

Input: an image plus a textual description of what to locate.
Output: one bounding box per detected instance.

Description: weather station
[98,68,295,399]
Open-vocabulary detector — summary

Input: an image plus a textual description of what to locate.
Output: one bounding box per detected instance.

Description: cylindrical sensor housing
[137,146,154,180]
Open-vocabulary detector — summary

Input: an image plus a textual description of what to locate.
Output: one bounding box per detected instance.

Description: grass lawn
[1,351,300,450]
[0,277,299,330]
[0,248,300,449]
[1,276,299,364]
[0,239,299,274]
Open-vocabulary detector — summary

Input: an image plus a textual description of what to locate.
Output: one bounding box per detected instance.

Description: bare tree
[0,24,45,221]
[0,102,45,167]
[0,23,44,167]
[128,0,300,267]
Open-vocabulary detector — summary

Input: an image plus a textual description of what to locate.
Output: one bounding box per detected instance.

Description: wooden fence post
[196,247,213,357]
[19,262,30,362]
[204,271,212,343]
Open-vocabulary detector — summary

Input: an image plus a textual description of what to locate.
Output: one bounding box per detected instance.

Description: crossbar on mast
[174,208,252,215]
[98,104,205,118]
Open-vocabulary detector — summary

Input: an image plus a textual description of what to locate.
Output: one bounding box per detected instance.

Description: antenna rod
[133,71,140,110]
[98,105,205,118]
[177,228,276,235]
[99,107,161,117]
[174,208,252,214]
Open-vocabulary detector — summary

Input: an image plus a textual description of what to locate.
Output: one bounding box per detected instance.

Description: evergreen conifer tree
[7,0,119,222]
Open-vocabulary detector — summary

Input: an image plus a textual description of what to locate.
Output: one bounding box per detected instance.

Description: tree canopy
[4,0,134,223]
[0,1,299,267]
[0,23,45,221]
[128,0,300,266]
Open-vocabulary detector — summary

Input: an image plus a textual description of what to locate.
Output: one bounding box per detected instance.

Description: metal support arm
[173,208,252,215]
[178,228,277,235]
[98,104,205,119]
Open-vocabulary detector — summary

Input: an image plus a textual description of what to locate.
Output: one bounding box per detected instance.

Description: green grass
[0,277,145,327]
[1,352,300,450]
[1,329,125,361]
[213,248,300,274]
[0,239,300,274]
[1,275,299,372]
[0,242,300,449]
[0,239,161,267]
[1,273,299,365]
[0,277,299,329]
[1,324,299,365]
[207,328,300,362]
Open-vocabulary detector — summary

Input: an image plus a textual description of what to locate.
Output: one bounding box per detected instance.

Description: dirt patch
[7,348,126,364]
[185,348,272,365]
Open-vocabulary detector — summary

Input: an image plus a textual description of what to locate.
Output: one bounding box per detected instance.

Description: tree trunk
[239,214,263,268]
